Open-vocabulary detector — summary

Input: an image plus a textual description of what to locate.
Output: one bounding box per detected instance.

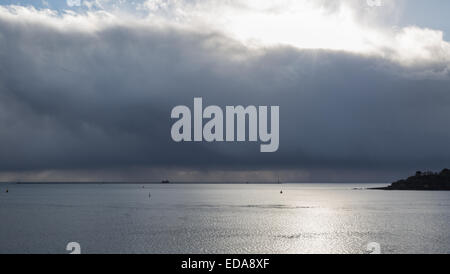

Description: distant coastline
[11,182,287,185]
[5,181,385,186]
[371,169,450,191]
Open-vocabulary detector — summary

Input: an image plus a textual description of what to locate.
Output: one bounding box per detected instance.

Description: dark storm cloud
[1,13,450,174]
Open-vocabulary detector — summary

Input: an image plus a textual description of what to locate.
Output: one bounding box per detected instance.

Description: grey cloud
[1,15,450,175]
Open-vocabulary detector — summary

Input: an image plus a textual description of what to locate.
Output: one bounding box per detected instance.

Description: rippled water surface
[1,183,449,254]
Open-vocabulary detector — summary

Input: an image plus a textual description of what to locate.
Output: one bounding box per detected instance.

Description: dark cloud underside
[1,17,450,175]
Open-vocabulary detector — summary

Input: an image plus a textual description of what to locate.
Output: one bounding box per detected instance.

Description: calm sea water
[0,183,449,254]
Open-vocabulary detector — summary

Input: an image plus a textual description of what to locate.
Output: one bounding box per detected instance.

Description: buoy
[6,189,8,193]
[280,190,283,194]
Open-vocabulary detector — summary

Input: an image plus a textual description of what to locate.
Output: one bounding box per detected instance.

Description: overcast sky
[0,0,449,182]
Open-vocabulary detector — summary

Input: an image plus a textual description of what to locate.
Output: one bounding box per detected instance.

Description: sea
[0,183,449,254]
